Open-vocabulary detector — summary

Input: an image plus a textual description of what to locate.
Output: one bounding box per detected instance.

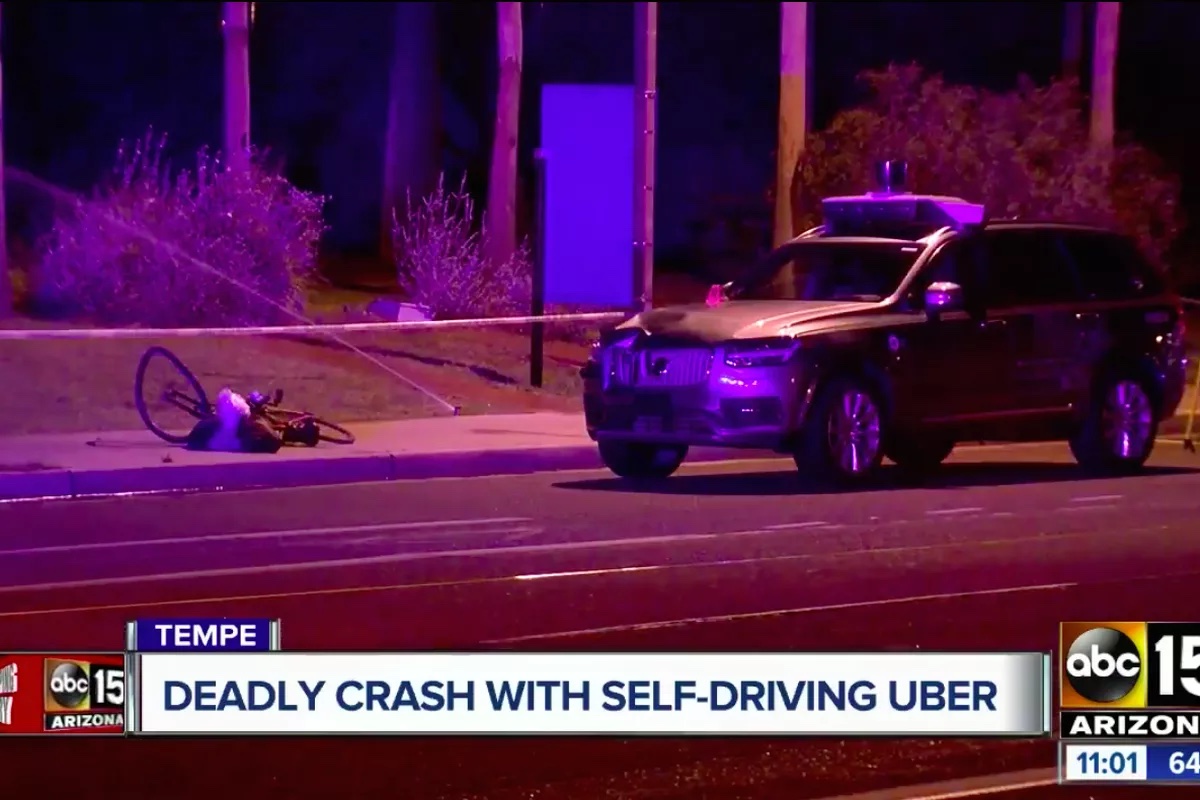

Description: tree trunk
[774,1,808,248]
[484,2,522,267]
[1090,1,1120,151]
[0,3,10,319]
[381,2,439,260]
[1062,1,1085,80]
[223,2,252,169]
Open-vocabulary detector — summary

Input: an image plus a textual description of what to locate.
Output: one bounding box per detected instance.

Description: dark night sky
[4,2,1200,269]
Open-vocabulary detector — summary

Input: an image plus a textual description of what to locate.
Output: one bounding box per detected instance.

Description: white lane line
[812,768,1056,800]
[987,511,1014,518]
[0,525,817,594]
[1059,504,1118,512]
[0,515,1142,597]
[765,521,829,530]
[0,517,534,557]
[482,582,1075,644]
[925,507,984,516]
[1069,494,1123,503]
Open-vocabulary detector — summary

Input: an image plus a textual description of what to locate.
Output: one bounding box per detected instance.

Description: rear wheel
[598,440,688,479]
[885,433,955,473]
[794,376,886,485]
[1069,372,1158,474]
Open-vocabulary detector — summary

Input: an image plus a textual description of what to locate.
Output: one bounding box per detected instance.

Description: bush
[791,65,1183,265]
[392,174,532,320]
[33,131,327,326]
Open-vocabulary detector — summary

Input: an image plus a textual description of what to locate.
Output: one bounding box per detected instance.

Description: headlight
[723,337,801,368]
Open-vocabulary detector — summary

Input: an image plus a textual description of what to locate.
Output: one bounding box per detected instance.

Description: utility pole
[633,2,657,312]
[222,2,252,169]
[0,3,10,318]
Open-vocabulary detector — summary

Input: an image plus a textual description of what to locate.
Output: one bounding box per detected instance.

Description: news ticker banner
[0,618,281,736]
[126,651,1051,736]
[123,618,282,733]
[0,653,125,735]
[1059,622,1200,741]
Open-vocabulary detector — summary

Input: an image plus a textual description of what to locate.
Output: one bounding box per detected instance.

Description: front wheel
[1069,373,1158,474]
[794,376,887,485]
[598,440,688,479]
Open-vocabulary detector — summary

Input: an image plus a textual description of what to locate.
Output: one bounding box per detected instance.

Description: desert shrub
[33,131,327,326]
[392,174,532,320]
[791,65,1183,265]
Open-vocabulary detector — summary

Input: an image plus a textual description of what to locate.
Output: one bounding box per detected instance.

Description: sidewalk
[3,386,1199,501]
[0,412,601,500]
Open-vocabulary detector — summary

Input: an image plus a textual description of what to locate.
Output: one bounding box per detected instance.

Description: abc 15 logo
[43,659,124,713]
[1060,622,1200,709]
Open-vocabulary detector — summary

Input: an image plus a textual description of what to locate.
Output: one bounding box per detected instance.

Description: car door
[981,229,1085,413]
[890,237,1016,423]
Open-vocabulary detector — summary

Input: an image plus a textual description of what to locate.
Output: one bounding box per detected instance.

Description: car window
[1060,232,1166,300]
[732,242,923,302]
[981,230,1081,308]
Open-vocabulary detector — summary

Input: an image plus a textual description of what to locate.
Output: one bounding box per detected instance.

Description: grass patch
[0,314,594,437]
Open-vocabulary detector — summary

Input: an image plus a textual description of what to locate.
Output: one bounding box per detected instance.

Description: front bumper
[581,349,811,450]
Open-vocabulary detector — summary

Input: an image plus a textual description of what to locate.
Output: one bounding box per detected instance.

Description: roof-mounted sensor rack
[819,160,986,239]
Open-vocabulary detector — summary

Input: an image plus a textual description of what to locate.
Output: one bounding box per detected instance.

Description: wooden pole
[633,2,657,312]
[222,2,252,169]
[1090,1,1120,151]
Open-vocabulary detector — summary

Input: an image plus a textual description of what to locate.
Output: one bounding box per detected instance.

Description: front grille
[607,347,712,388]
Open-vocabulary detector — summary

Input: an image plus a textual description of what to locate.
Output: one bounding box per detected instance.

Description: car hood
[615,300,879,344]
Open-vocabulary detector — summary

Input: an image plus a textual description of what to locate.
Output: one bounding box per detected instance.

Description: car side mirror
[925,281,965,320]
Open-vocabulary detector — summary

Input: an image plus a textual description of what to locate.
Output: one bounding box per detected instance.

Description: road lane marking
[765,521,829,529]
[3,526,1186,620]
[0,517,535,557]
[0,512,1169,597]
[0,508,1181,598]
[482,583,1078,643]
[925,507,984,516]
[814,768,1056,800]
[1070,494,1123,503]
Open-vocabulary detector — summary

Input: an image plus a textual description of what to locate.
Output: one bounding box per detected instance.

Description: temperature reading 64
[1169,750,1200,775]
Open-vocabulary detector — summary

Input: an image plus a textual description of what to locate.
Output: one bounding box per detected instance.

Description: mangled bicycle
[134,345,355,448]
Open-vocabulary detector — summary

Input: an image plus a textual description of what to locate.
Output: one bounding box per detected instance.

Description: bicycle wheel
[265,408,355,445]
[134,346,211,444]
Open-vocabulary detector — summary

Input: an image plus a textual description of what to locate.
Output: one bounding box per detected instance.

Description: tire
[885,433,955,473]
[1069,371,1158,475]
[598,440,688,479]
[793,375,887,485]
[134,346,211,445]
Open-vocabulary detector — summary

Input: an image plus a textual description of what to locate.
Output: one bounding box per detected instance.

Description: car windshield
[730,240,926,302]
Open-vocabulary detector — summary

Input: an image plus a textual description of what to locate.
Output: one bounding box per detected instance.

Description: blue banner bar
[1148,743,1200,782]
[131,618,277,652]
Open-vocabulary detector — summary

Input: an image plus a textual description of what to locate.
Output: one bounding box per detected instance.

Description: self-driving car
[581,161,1188,484]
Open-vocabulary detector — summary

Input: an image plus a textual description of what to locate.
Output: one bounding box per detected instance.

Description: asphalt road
[2,438,1200,799]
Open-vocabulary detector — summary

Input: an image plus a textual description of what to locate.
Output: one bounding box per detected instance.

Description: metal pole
[530,149,548,388]
[633,2,657,312]
[0,2,10,318]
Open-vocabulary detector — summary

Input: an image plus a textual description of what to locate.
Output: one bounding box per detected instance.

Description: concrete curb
[0,444,780,502]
